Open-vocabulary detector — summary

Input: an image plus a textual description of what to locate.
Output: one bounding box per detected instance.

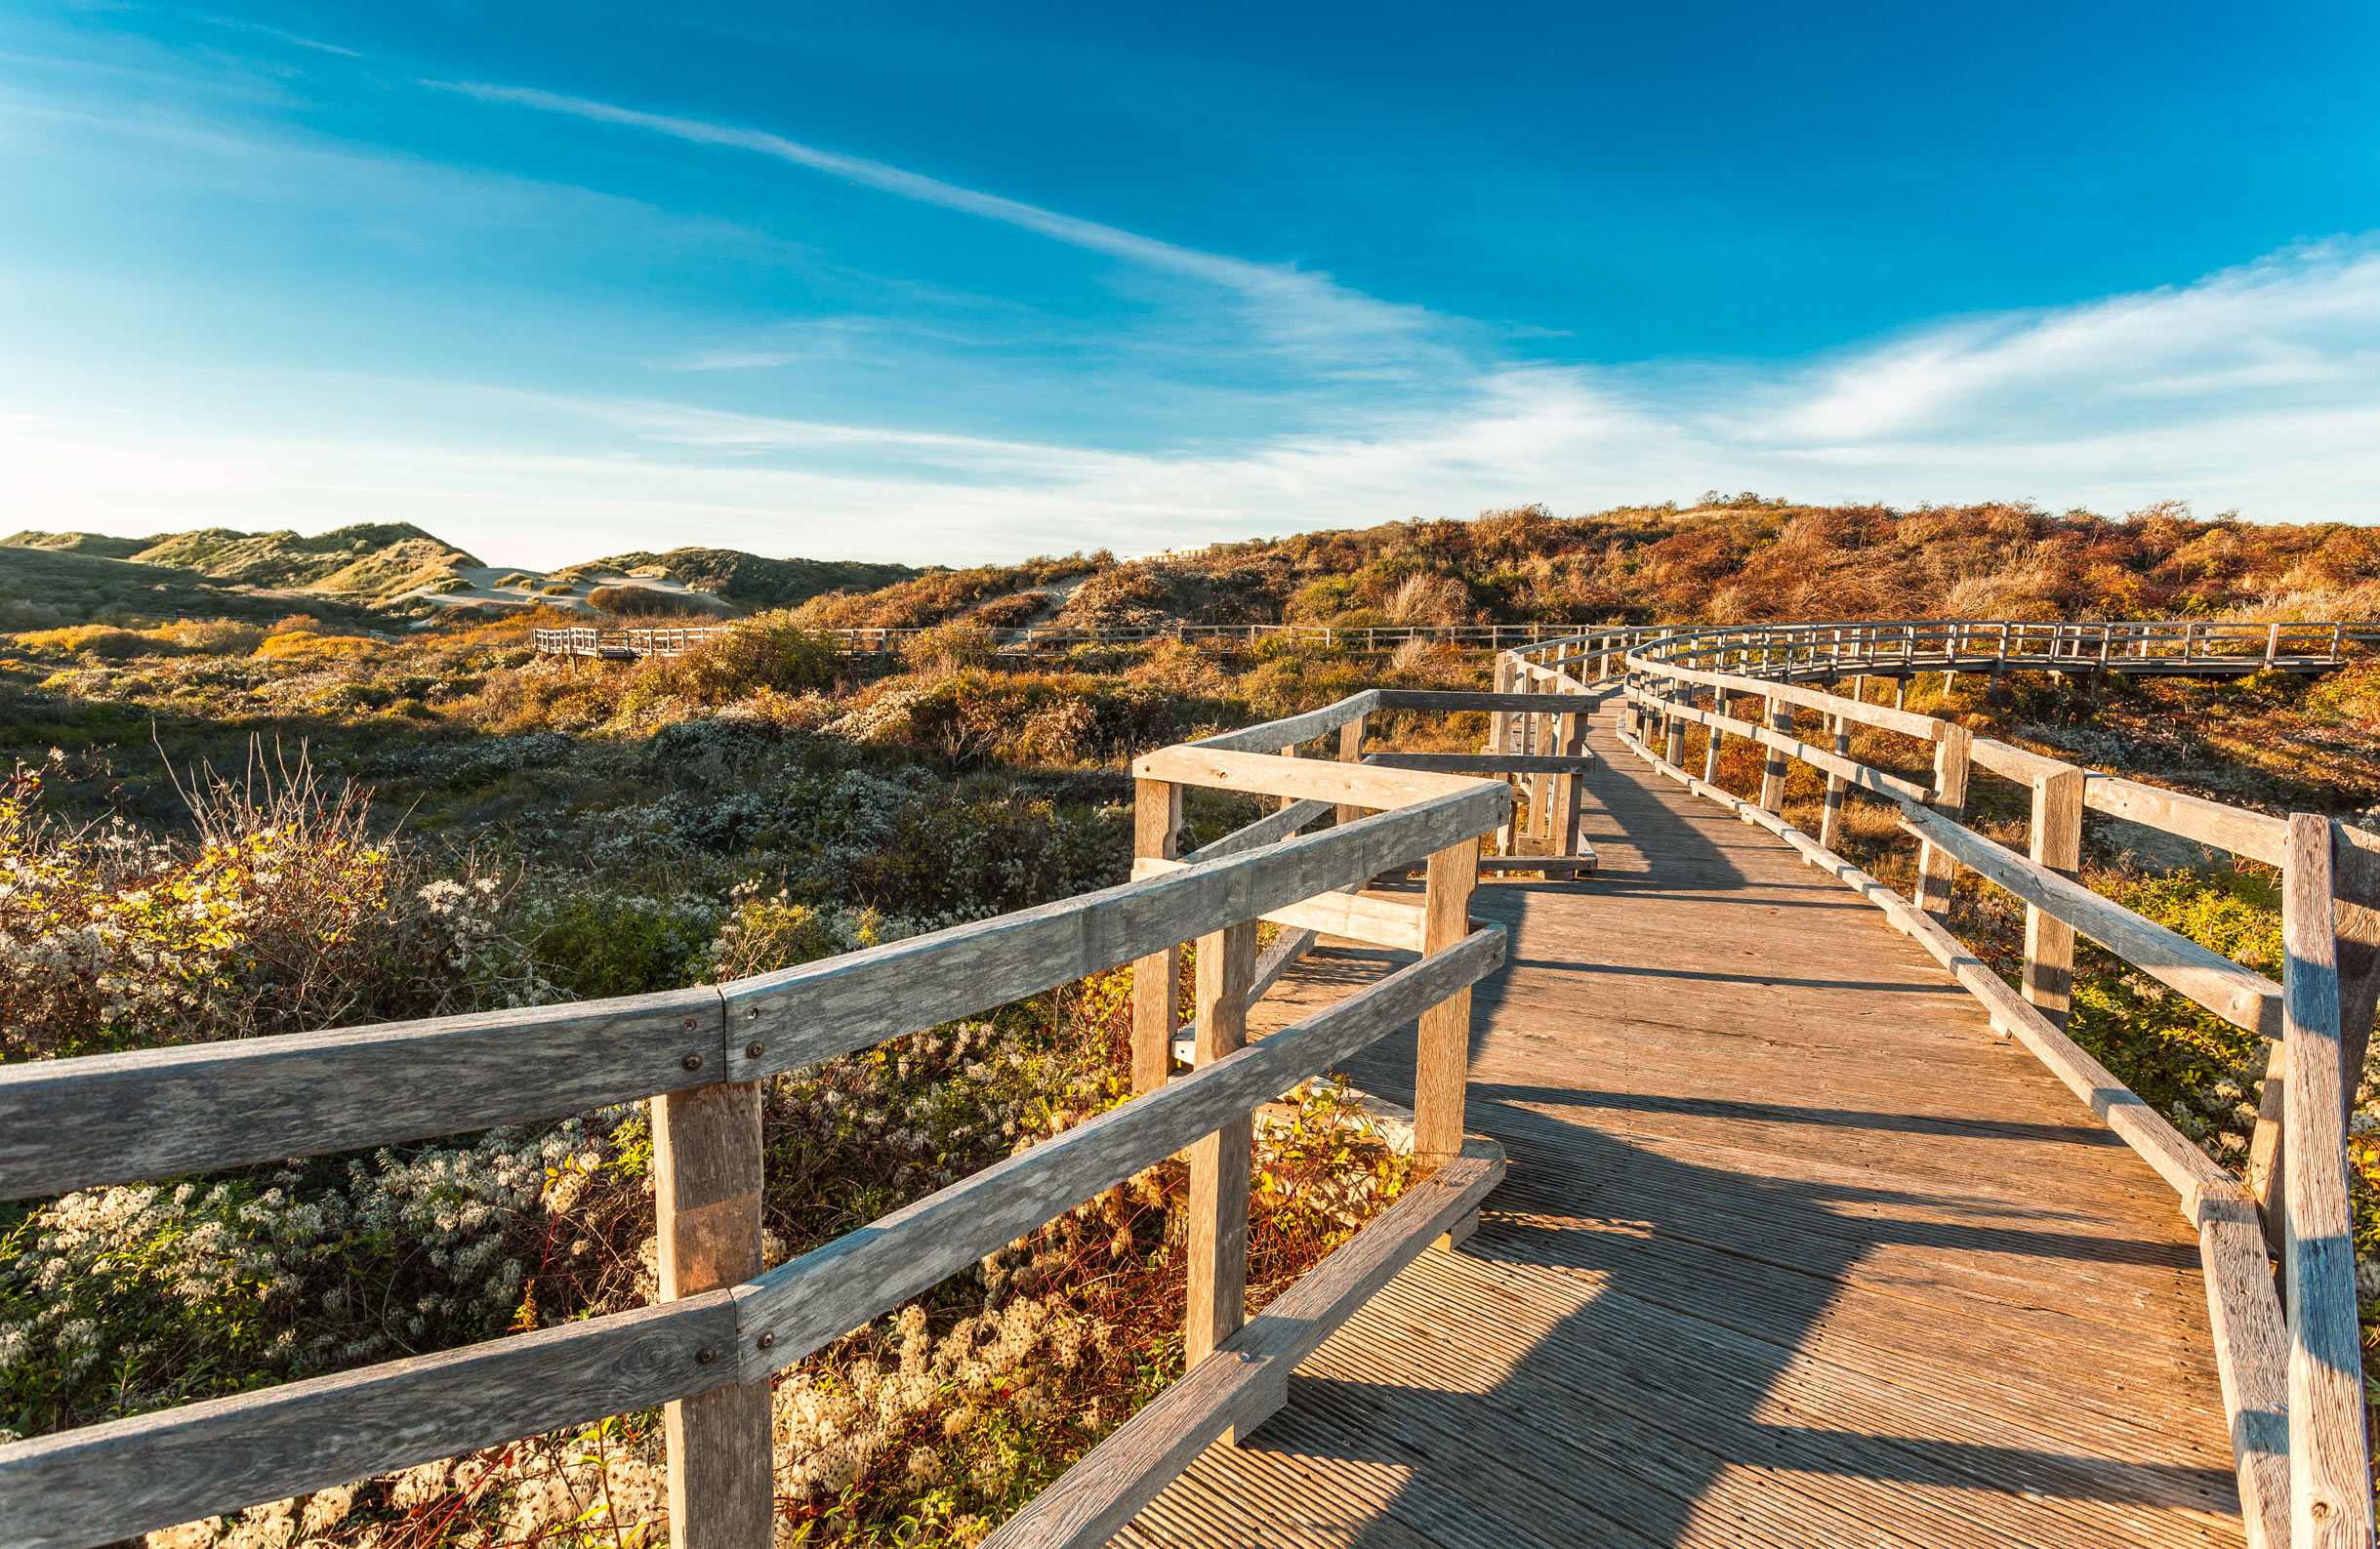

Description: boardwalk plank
[1122,700,2239,1549]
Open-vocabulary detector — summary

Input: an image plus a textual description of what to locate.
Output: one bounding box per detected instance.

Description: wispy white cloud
[430,81,1443,364]
[9,232,2376,567]
[200,17,365,59]
[1764,239,2380,446]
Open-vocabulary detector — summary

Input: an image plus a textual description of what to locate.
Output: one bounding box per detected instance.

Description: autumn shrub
[586,585,719,618]
[10,625,171,659]
[254,631,374,665]
[0,752,541,1062]
[159,619,266,655]
[631,611,840,707]
[901,620,999,676]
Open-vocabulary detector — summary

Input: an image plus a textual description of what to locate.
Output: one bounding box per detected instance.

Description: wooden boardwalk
[1127,701,2240,1548]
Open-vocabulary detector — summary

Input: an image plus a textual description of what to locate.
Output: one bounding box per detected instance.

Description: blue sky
[3,2,2377,566]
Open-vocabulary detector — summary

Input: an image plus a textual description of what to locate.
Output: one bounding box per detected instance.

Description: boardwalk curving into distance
[1125,694,2239,1549]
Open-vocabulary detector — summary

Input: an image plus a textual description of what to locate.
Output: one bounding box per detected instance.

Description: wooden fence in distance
[534,616,2379,671]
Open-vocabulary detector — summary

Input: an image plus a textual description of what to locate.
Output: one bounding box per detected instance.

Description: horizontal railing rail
[0,686,1565,1549]
[1580,623,2379,1549]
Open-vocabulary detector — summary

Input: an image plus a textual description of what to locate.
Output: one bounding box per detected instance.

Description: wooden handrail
[0,784,1503,1202]
[0,683,1543,1549]
[1609,632,2378,1549]
[2279,816,2374,1545]
[0,930,1506,1549]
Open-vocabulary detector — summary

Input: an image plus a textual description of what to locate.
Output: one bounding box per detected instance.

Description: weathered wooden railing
[534,615,2377,672]
[530,621,1621,660]
[0,682,1652,1549]
[1559,621,2377,1549]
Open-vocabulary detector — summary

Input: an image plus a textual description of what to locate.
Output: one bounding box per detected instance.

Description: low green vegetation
[6,502,2379,1541]
[0,606,1474,1547]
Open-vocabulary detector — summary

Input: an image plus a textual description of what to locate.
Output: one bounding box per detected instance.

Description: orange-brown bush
[1034,498,2380,632]
[586,584,723,618]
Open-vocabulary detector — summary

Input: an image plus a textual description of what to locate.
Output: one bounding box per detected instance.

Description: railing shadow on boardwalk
[1189,732,2241,1547]
[1239,1060,2240,1548]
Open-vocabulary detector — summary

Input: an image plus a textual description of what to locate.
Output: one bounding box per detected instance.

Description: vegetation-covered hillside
[3,494,2377,1547]
[1040,498,2380,630]
[569,548,923,611]
[0,543,377,632]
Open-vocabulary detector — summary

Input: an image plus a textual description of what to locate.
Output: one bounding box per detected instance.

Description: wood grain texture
[1620,723,2233,1206]
[729,927,1505,1380]
[1133,779,1187,1094]
[984,1152,1503,1549]
[2196,1188,2292,1549]
[1185,918,1258,1367]
[2279,815,2374,1546]
[7,784,1504,1204]
[1187,693,1377,754]
[1128,706,2241,1549]
[1553,702,1589,857]
[1914,722,1970,922]
[1968,736,2075,786]
[1820,712,1849,852]
[0,985,727,1202]
[1623,685,1933,803]
[1758,696,1790,814]
[2085,776,2290,868]
[1361,752,1594,775]
[1900,802,2282,1038]
[653,1080,772,1549]
[2336,821,2380,912]
[1135,745,1486,810]
[1130,858,1424,951]
[1632,655,1949,741]
[2266,827,2380,1248]
[0,1292,742,1549]
[723,781,1506,1083]
[2029,764,2085,1026]
[1412,841,1480,1165]
[1183,798,1334,862]
[1335,714,1369,830]
[1368,689,1601,713]
[1701,688,1728,786]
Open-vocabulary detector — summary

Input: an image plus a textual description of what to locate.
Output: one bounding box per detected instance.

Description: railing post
[1818,713,1849,851]
[1520,670,1552,844]
[1914,723,1971,922]
[2023,766,2085,1025]
[1758,697,1789,814]
[1490,653,1517,754]
[1184,915,1258,1366]
[2266,623,2282,668]
[653,1080,774,1549]
[1663,686,1687,768]
[1553,693,1587,856]
[1335,713,1368,830]
[1491,655,1519,854]
[2252,824,2380,1256]
[2279,815,2373,1546]
[1132,779,1185,1093]
[1703,688,1729,786]
[1413,839,1481,1166]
